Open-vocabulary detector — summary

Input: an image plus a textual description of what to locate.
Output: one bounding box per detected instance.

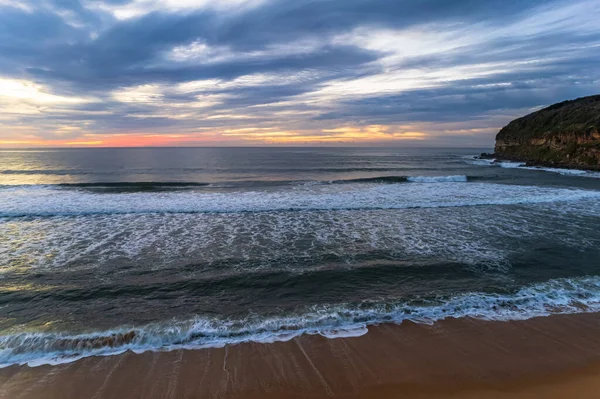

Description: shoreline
[3,313,600,398]
[477,153,600,172]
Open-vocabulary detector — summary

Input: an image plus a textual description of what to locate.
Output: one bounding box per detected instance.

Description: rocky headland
[490,95,600,170]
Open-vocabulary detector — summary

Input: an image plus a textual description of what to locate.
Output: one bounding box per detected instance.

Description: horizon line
[0,145,493,150]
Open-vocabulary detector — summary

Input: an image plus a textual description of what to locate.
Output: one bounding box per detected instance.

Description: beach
[2,148,600,398]
[2,0,600,394]
[2,312,600,398]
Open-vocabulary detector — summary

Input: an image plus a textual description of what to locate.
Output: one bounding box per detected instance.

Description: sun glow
[220,125,428,144]
[0,125,430,147]
[0,78,89,104]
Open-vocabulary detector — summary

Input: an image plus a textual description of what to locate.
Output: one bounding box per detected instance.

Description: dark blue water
[1,147,600,367]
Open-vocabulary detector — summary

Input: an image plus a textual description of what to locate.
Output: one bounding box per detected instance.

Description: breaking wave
[1,181,599,218]
[0,175,471,191]
[2,276,599,368]
[464,155,600,178]
[1,182,598,218]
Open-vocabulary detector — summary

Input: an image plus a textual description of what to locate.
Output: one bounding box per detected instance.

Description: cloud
[0,0,599,146]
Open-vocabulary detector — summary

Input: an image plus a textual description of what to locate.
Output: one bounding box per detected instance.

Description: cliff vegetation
[494,95,600,169]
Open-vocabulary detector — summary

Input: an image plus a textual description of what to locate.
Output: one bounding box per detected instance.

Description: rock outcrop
[494,95,600,170]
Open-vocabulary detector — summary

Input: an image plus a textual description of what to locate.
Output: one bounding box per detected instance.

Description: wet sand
[2,313,600,398]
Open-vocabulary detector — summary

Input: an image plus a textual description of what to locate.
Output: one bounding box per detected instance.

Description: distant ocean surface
[1,147,600,367]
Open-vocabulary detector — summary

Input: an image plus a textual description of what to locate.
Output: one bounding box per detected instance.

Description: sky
[0,0,599,147]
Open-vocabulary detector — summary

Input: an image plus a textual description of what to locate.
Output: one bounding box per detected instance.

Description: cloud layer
[1,0,599,146]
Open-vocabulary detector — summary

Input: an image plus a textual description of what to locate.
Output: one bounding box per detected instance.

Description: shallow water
[1,147,600,366]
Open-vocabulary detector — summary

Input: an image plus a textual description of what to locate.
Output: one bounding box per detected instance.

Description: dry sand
[2,313,600,398]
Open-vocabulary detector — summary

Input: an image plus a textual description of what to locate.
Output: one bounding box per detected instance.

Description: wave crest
[1,182,599,217]
[2,276,599,368]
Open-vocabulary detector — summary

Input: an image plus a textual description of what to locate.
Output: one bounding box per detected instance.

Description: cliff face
[494,95,600,170]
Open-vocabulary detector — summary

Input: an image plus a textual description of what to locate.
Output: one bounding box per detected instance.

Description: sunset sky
[1,0,599,147]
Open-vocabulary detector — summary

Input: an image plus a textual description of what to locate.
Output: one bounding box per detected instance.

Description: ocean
[1,147,600,367]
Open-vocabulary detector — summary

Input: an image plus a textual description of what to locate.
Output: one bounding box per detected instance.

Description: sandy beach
[2,312,600,398]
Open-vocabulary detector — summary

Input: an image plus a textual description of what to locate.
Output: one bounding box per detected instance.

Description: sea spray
[1,276,600,368]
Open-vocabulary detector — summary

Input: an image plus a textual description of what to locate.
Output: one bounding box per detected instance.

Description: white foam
[318,326,369,339]
[1,182,599,218]
[3,189,599,272]
[498,161,526,168]
[406,175,468,183]
[463,157,600,178]
[521,165,600,178]
[463,155,496,166]
[1,276,600,368]
[498,161,600,177]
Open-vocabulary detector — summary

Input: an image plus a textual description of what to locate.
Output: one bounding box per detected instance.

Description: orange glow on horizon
[222,125,428,144]
[0,134,223,147]
[63,141,104,146]
[0,125,431,147]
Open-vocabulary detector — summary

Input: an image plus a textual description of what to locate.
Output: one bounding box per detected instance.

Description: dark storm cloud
[314,49,600,124]
[0,0,599,143]
[25,44,380,90]
[315,76,600,125]
[0,0,561,88]
[207,0,560,49]
[393,32,600,73]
